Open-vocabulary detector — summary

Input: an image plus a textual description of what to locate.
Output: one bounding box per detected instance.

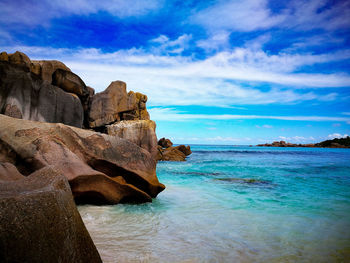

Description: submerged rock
[0,165,102,262]
[158,137,173,148]
[215,177,271,185]
[0,114,165,204]
[157,137,192,161]
[159,147,187,161]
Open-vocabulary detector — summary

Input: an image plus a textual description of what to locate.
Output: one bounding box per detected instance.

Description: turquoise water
[79,146,350,263]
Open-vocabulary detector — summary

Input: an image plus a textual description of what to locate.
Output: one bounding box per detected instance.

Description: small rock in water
[214,177,271,185]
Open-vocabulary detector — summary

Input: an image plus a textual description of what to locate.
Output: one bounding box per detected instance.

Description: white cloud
[196,31,231,52]
[277,136,316,143]
[192,0,286,32]
[0,0,163,25]
[192,0,350,33]
[148,107,350,123]
[327,133,349,139]
[1,42,349,107]
[286,0,350,31]
[150,34,192,55]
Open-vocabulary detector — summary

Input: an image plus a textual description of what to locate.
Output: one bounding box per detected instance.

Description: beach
[79,145,350,262]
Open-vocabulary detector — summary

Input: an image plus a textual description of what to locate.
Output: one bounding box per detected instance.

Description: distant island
[257,136,350,148]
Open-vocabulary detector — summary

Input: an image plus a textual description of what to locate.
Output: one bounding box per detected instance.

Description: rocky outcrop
[8,51,31,69]
[0,114,165,204]
[52,69,89,99]
[257,137,350,148]
[158,137,173,148]
[89,81,150,128]
[106,120,158,160]
[157,138,192,161]
[0,61,84,128]
[31,59,71,83]
[0,165,102,262]
[89,81,135,127]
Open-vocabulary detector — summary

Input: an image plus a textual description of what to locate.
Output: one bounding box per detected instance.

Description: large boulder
[157,137,192,161]
[120,91,150,121]
[8,51,31,70]
[159,147,186,161]
[52,68,89,99]
[0,61,84,128]
[89,81,137,128]
[0,52,9,62]
[31,59,71,83]
[0,114,165,204]
[158,137,173,148]
[106,120,158,160]
[0,165,102,262]
[174,145,192,156]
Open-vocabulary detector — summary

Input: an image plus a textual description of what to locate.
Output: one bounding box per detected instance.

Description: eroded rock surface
[0,61,84,128]
[0,165,102,262]
[158,137,173,148]
[0,114,165,204]
[31,59,71,83]
[157,138,192,161]
[106,120,158,160]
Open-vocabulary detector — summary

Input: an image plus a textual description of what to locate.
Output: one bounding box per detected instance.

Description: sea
[78,145,350,263]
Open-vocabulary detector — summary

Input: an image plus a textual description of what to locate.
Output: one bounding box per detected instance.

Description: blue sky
[1,0,350,144]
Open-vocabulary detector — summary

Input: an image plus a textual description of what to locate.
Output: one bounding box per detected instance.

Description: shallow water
[78,146,350,262]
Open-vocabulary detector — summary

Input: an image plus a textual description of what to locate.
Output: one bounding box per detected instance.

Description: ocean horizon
[79,145,350,262]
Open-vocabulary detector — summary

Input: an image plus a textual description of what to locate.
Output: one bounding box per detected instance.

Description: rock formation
[158,137,173,148]
[257,137,350,148]
[0,50,194,261]
[0,114,165,204]
[106,120,158,160]
[0,50,191,209]
[0,165,102,262]
[0,52,84,128]
[88,81,150,128]
[157,138,192,161]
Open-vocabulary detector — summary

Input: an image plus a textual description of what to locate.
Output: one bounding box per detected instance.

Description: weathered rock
[174,145,192,156]
[0,114,165,204]
[52,68,89,99]
[89,81,138,128]
[31,60,71,83]
[0,52,9,62]
[158,137,173,148]
[0,61,84,128]
[0,162,23,181]
[106,120,158,159]
[0,165,102,262]
[8,51,31,70]
[159,147,186,161]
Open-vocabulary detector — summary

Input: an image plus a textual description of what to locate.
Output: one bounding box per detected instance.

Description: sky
[1,0,350,145]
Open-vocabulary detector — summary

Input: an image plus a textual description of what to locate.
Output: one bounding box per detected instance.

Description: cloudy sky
[1,0,349,144]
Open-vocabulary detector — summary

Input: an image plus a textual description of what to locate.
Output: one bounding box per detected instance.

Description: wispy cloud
[192,0,350,32]
[2,42,348,107]
[148,107,350,123]
[277,136,316,143]
[327,133,349,139]
[192,0,286,32]
[0,0,163,26]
